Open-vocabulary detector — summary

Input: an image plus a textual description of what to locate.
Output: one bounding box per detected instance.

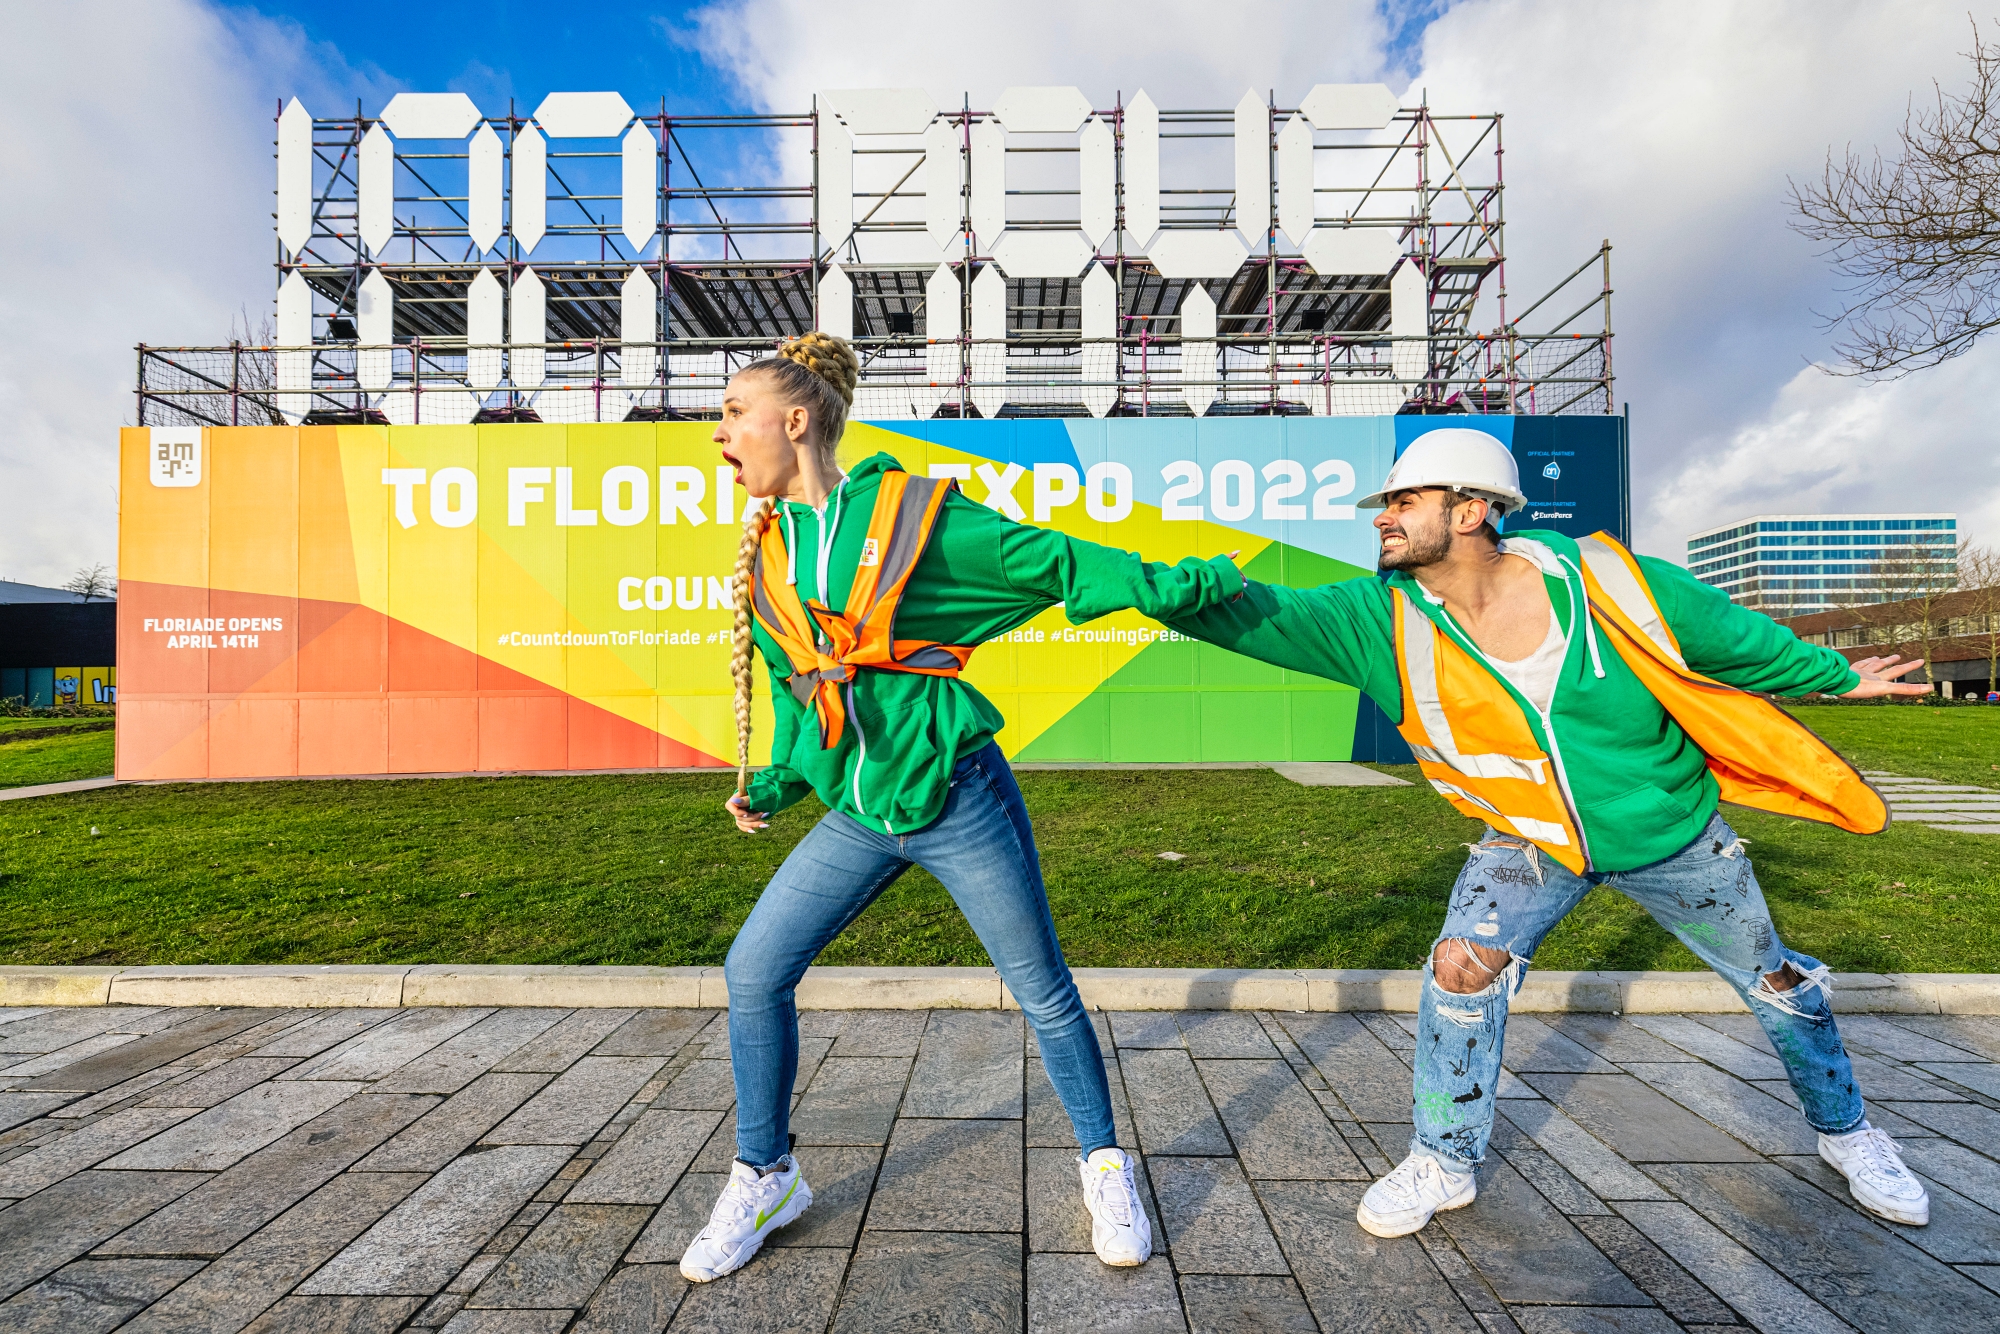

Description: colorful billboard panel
[116,417,1600,780]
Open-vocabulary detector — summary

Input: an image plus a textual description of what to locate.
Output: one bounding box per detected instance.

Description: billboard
[116,416,1623,780]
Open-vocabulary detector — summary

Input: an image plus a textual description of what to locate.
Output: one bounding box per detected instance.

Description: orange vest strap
[748,472,976,750]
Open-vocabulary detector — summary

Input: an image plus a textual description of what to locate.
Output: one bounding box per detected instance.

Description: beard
[1377,516,1454,571]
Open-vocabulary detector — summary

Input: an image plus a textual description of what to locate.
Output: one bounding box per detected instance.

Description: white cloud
[0,1,392,587]
[1409,0,1994,556]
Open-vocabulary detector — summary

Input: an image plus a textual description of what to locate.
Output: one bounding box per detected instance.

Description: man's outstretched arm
[1164,573,1406,718]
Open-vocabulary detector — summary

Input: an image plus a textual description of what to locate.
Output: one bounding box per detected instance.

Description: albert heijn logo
[150,428,202,488]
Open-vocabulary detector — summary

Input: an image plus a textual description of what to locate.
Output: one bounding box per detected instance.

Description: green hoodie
[744,453,1240,834]
[1167,529,1863,872]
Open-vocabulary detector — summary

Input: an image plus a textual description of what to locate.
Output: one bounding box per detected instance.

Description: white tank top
[1485,610,1566,714]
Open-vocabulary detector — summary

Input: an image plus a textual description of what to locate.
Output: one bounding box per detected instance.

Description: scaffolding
[136,86,1614,427]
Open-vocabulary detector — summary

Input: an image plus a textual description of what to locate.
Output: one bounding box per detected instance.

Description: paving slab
[0,1106,198,1198]
[1194,1058,1366,1179]
[1889,1015,2000,1060]
[1149,1156,1288,1274]
[1877,1098,2000,1153]
[355,1074,551,1173]
[1177,1274,1316,1333]
[480,1056,664,1146]
[1509,1310,1680,1334]
[1120,1048,1231,1156]
[0,1169,210,1301]
[1027,1251,1187,1334]
[1497,1015,1622,1073]
[1650,1159,2000,1327]
[490,1011,635,1074]
[832,1231,1021,1333]
[0,1091,79,1131]
[1518,1073,1762,1163]
[116,1170,426,1334]
[99,1093,438,1257]
[590,1007,714,1057]
[651,1056,735,1111]
[142,1057,303,1108]
[564,1107,719,1205]
[623,1170,723,1266]
[1839,1014,1984,1064]
[1109,1011,1184,1049]
[867,1117,1021,1232]
[1569,1214,1736,1324]
[17,1009,287,1093]
[827,1009,927,1057]
[664,1245,845,1333]
[1255,1179,1478,1332]
[790,1056,911,1146]
[0,1007,162,1054]
[1176,1011,1279,1059]
[239,1294,425,1332]
[1614,1199,1848,1334]
[1496,1144,1614,1216]
[1432,1158,1645,1305]
[1627,1013,1788,1079]
[1496,1101,1674,1200]
[769,1146,882,1249]
[0,1257,207,1334]
[467,1203,649,1309]
[300,1145,572,1296]
[1772,1152,2000,1266]
[568,1262,685,1332]
[1025,1057,1135,1151]
[904,1010,1023,1119]
[371,1010,570,1095]
[280,1008,489,1084]
[1915,1060,2000,1098]
[1273,1013,1414,1121]
[1621,1061,1821,1156]
[104,1079,366,1172]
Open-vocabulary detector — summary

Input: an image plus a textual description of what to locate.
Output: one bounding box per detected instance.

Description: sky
[0,0,1992,587]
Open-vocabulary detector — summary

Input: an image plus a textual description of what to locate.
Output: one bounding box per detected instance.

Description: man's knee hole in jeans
[1428,937,1809,997]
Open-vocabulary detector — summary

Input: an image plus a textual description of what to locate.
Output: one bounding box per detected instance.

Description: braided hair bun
[777,331,859,408]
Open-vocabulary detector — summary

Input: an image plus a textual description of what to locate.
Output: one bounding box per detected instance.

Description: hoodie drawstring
[1557,553,1605,679]
[782,506,799,586]
[816,479,847,602]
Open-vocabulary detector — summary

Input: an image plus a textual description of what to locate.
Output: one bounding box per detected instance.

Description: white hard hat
[1358,427,1528,517]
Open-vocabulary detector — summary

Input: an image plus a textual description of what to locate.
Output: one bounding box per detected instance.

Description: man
[1170,427,1932,1236]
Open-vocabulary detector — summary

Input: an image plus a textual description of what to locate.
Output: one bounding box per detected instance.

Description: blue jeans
[1413,812,1866,1172]
[724,742,1116,1167]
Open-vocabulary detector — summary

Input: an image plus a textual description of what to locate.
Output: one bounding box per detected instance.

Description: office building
[1686,513,1957,612]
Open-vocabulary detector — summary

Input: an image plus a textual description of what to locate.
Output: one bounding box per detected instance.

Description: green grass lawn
[1785,702,2000,788]
[0,726,115,787]
[2,703,1996,972]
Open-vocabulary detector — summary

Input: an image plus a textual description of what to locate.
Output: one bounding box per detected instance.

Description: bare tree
[63,564,115,601]
[1792,22,2000,377]
[1957,542,2000,694]
[1856,541,1964,682]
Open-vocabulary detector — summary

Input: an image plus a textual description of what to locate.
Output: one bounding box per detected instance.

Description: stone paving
[4,1004,2000,1332]
[1869,770,2000,834]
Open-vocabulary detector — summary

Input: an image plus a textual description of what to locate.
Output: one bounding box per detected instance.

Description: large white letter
[1085,462,1133,522]
[430,467,477,527]
[382,468,426,529]
[508,467,551,526]
[659,466,708,524]
[1033,463,1080,522]
[602,465,649,526]
[618,577,644,610]
[556,468,598,526]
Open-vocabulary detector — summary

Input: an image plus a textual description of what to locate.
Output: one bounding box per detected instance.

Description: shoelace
[1845,1128,1911,1182]
[702,1172,783,1235]
[1380,1155,1441,1204]
[1088,1161,1136,1225]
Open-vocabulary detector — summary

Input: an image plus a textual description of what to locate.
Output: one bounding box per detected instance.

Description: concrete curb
[4,964,1998,1013]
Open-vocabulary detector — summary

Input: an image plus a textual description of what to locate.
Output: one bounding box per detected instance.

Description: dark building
[0,582,116,707]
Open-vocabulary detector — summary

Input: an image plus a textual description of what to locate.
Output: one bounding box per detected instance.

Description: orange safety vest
[749,471,976,749]
[1393,531,1887,873]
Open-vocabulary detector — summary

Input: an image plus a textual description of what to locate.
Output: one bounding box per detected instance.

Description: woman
[677,333,1239,1283]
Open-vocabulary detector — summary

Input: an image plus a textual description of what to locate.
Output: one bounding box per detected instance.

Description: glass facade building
[1685,513,1957,612]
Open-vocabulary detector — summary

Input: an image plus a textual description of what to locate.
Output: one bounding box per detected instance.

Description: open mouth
[719,450,742,485]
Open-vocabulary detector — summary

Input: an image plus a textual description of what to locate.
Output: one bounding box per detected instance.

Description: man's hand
[725,793,770,834]
[1839,654,1934,699]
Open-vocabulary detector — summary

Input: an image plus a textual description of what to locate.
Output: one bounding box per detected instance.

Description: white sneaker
[1820,1123,1929,1226]
[679,1157,813,1282]
[1079,1147,1152,1266]
[1356,1152,1477,1238]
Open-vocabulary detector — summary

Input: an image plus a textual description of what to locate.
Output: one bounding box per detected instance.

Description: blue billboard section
[1391,414,1629,542]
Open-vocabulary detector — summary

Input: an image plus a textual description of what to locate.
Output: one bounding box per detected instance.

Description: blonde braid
[732,498,775,797]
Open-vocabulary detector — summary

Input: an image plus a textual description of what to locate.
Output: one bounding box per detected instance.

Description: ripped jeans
[1412,811,1865,1172]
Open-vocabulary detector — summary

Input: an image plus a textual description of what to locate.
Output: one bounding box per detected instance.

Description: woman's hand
[1839,655,1933,699]
[725,794,770,834]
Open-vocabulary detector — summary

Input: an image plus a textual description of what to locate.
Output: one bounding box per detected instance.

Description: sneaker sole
[680,1190,814,1282]
[1355,1185,1476,1239]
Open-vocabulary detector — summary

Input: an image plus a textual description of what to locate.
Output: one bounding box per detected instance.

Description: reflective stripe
[1577,535,1683,667]
[1409,744,1547,785]
[1399,594,1549,785]
[1426,779,1570,845]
